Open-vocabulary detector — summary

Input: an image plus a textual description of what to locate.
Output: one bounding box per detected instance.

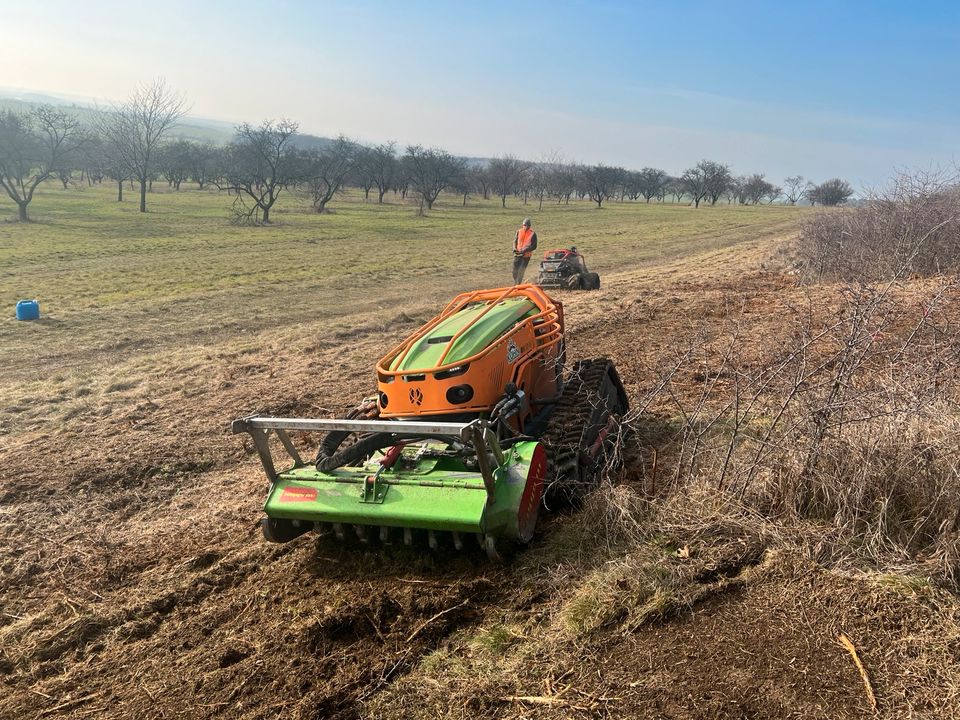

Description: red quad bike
[535,247,600,290]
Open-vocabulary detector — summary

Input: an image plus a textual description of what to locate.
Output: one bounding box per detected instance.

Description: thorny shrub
[603,254,960,587]
[798,170,960,282]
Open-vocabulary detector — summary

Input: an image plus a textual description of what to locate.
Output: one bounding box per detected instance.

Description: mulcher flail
[233,284,628,560]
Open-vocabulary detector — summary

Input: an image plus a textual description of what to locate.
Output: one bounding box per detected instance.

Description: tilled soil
[3,246,959,718]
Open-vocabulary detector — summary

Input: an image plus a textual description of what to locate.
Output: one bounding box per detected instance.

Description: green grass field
[1,183,805,384]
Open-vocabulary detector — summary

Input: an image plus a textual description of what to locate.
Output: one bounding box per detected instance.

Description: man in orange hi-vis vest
[512,218,538,284]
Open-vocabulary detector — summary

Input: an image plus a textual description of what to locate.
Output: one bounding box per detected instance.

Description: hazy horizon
[2,0,958,188]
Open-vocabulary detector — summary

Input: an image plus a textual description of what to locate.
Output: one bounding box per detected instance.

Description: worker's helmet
[522,218,532,227]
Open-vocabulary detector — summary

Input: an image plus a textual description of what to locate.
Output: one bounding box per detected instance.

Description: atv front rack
[231,415,507,501]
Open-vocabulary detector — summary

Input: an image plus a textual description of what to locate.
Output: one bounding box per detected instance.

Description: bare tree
[98,80,187,213]
[636,167,669,203]
[678,162,711,208]
[0,105,83,221]
[741,173,777,205]
[221,119,300,224]
[158,139,193,190]
[474,165,492,200]
[808,178,855,206]
[351,144,376,201]
[727,175,746,204]
[99,134,132,202]
[188,143,219,190]
[304,135,356,213]
[367,141,398,204]
[78,132,107,187]
[622,170,641,200]
[488,155,531,208]
[548,163,576,205]
[528,164,551,210]
[450,166,477,206]
[53,131,88,190]
[783,175,805,205]
[677,160,731,208]
[704,161,732,206]
[579,164,624,208]
[666,176,685,203]
[403,145,464,213]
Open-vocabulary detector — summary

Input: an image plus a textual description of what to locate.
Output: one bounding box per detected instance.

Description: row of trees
[0,80,856,223]
[0,80,187,220]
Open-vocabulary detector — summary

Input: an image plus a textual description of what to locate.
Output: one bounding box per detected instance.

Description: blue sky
[2,0,958,187]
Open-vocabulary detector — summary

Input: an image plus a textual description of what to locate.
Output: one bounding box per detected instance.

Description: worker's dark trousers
[512,255,531,284]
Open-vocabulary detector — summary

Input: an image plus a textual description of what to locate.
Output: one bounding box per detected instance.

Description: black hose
[313,398,381,472]
[316,432,396,472]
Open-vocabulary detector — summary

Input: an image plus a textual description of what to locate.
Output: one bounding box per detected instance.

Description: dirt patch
[370,552,960,719]
[1,539,505,719]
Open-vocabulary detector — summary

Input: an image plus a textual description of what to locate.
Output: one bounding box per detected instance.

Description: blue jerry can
[16,300,40,321]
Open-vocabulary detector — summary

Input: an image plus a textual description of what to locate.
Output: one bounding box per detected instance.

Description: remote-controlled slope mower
[536,247,601,290]
[232,284,627,559]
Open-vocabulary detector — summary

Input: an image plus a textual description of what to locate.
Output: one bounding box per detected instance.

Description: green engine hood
[391,297,536,371]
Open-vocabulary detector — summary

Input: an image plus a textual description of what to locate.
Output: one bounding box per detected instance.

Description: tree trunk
[538,194,543,210]
[262,204,271,223]
[364,187,370,200]
[139,181,147,212]
[462,193,467,206]
[17,202,28,221]
[117,181,123,202]
[500,196,506,208]
[378,188,386,203]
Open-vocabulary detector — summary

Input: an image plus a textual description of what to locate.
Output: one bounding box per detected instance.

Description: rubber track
[540,358,623,505]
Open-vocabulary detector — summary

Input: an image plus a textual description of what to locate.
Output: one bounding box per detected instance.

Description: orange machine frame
[375,285,564,424]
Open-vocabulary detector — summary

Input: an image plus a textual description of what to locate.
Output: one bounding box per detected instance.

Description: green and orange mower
[233,285,627,559]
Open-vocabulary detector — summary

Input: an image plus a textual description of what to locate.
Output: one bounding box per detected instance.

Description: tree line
[0,80,855,223]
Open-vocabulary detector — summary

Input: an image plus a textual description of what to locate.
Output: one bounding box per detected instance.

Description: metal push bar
[231,416,505,500]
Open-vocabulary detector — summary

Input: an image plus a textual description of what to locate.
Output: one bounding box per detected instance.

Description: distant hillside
[0,90,335,148]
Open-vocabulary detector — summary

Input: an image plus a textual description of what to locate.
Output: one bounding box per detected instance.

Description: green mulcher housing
[233,285,627,560]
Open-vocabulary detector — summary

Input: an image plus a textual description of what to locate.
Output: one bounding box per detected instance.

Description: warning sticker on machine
[280,487,318,503]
